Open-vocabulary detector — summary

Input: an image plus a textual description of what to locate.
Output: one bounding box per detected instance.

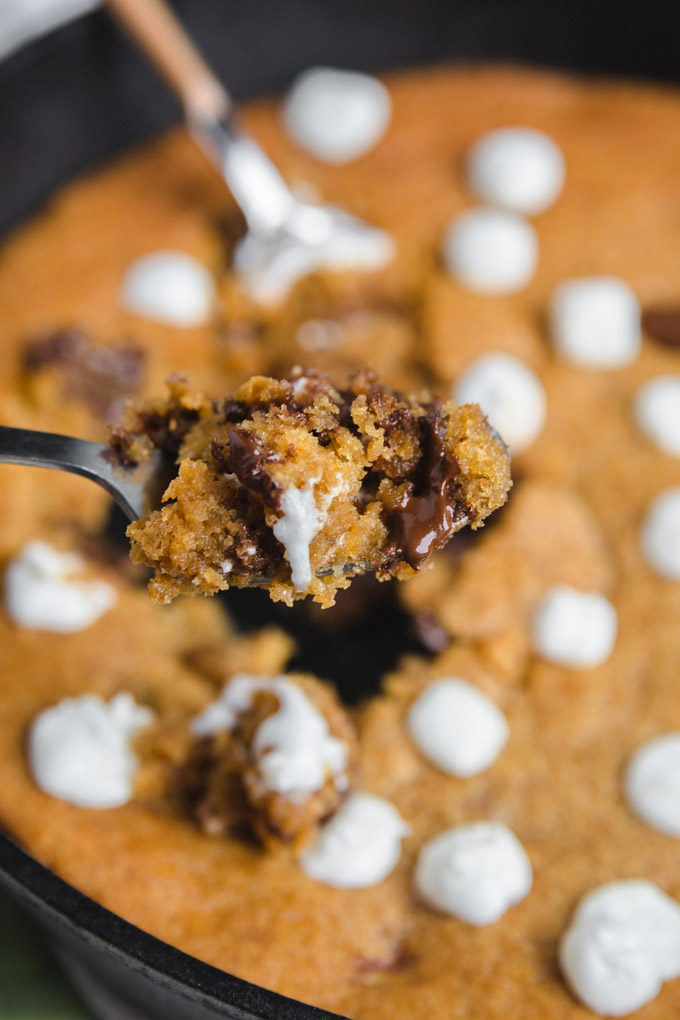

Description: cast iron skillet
[0,2,678,1017]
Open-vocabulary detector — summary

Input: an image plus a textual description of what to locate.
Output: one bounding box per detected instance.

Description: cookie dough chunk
[110,371,511,607]
[171,672,358,848]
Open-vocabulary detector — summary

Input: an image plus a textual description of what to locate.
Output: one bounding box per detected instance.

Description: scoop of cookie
[109,368,511,607]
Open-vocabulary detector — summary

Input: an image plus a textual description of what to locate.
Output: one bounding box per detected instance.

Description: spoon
[0,425,163,522]
[106,0,394,304]
[0,425,370,586]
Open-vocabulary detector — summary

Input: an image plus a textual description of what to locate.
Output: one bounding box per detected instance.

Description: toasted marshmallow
[453,352,546,453]
[407,678,508,778]
[560,880,680,1016]
[532,585,617,668]
[625,734,680,837]
[414,822,532,925]
[641,487,680,579]
[467,128,565,215]
[284,67,391,163]
[442,208,538,294]
[121,251,215,327]
[29,693,153,808]
[634,376,680,457]
[550,277,641,369]
[4,541,117,633]
[300,792,410,888]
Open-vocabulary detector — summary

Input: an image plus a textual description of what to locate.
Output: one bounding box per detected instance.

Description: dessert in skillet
[1,62,680,1019]
[111,371,509,605]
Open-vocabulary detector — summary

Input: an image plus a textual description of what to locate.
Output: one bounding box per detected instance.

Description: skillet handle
[106,0,231,122]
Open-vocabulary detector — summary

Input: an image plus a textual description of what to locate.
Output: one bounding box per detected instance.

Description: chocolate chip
[389,414,467,569]
[642,307,680,349]
[22,328,145,420]
[217,428,283,509]
[355,945,417,974]
[214,206,248,264]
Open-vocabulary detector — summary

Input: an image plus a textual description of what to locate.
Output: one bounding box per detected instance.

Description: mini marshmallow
[407,678,509,778]
[414,822,532,925]
[300,792,410,888]
[283,67,391,163]
[442,208,538,295]
[4,541,117,633]
[634,376,680,457]
[625,734,680,837]
[641,487,680,580]
[532,585,617,668]
[29,693,153,808]
[121,251,215,327]
[466,128,566,215]
[550,276,641,369]
[560,880,680,1016]
[453,352,546,453]
[272,483,322,590]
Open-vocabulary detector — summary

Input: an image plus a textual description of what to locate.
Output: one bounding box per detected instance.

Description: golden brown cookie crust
[115,373,509,606]
[0,62,679,1019]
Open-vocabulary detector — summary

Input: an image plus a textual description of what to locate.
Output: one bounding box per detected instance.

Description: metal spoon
[0,425,370,586]
[0,425,164,522]
[106,0,393,303]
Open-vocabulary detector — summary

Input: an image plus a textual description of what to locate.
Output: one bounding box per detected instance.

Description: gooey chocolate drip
[221,428,283,508]
[390,414,467,569]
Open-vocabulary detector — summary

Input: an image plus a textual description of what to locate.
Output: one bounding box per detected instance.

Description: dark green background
[0,888,92,1019]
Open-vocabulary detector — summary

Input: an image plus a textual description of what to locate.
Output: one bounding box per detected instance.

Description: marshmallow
[453,352,546,453]
[532,585,617,668]
[407,678,509,778]
[641,487,680,579]
[625,734,680,837]
[234,205,394,305]
[550,277,641,369]
[634,376,680,457]
[414,822,532,925]
[4,541,117,633]
[560,880,680,1016]
[29,693,153,808]
[273,483,322,590]
[300,792,410,888]
[442,208,538,294]
[283,67,391,164]
[121,251,215,327]
[467,128,566,215]
[192,674,347,796]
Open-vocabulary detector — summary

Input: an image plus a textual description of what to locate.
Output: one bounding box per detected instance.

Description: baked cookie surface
[0,62,680,1018]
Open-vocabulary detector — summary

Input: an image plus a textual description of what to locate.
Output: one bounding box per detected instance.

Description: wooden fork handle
[107,0,230,122]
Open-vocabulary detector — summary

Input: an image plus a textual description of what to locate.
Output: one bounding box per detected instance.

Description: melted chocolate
[23,328,145,419]
[642,307,680,349]
[215,205,248,259]
[222,428,282,508]
[390,415,466,568]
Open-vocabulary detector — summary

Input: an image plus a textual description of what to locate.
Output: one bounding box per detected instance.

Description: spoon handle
[106,0,295,235]
[0,425,143,522]
[106,0,230,122]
